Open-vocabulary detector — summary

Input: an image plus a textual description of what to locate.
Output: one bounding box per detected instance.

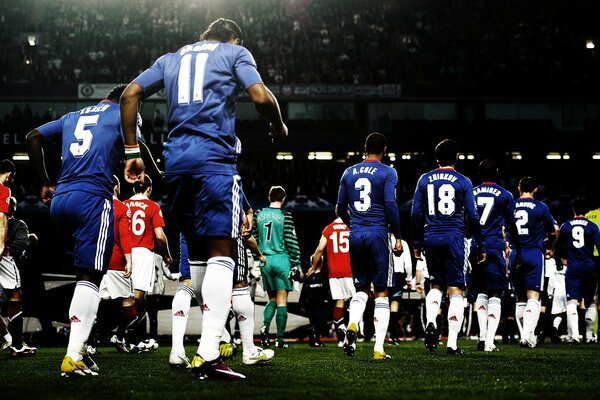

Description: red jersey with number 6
[322,218,352,279]
[124,194,165,250]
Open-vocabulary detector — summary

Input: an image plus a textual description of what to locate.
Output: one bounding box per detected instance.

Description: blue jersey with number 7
[133,41,263,175]
[36,100,124,199]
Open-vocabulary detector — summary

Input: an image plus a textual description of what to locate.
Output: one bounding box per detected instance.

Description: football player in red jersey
[124,176,172,351]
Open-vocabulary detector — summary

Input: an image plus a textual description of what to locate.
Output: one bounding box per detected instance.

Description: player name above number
[80,104,110,114]
[126,201,149,210]
[352,166,378,175]
[473,186,501,197]
[569,219,589,226]
[427,173,457,183]
[180,42,219,56]
[515,201,536,209]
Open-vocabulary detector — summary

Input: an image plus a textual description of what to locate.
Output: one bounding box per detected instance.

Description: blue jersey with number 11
[36,100,123,199]
[133,41,263,175]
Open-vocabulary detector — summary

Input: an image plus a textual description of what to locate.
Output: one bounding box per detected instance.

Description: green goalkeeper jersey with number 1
[253,207,301,267]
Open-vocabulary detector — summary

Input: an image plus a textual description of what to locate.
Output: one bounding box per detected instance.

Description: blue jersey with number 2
[133,41,263,175]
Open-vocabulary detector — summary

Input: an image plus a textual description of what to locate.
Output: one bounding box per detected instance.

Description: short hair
[364,132,387,155]
[434,139,459,166]
[106,84,128,102]
[268,186,286,202]
[518,176,538,193]
[572,197,589,215]
[133,176,153,194]
[479,159,499,181]
[200,18,243,45]
[0,159,16,174]
[8,196,16,215]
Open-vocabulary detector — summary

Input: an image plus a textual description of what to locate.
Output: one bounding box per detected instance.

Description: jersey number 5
[70,115,99,158]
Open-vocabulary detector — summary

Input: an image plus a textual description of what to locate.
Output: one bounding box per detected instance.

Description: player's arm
[26,120,62,205]
[283,211,302,271]
[8,220,30,260]
[242,193,254,238]
[120,82,146,183]
[410,177,426,259]
[464,181,486,263]
[0,212,7,259]
[335,169,351,227]
[308,235,327,277]
[154,226,172,267]
[139,140,163,179]
[243,234,266,266]
[384,170,403,253]
[118,209,134,278]
[400,240,413,282]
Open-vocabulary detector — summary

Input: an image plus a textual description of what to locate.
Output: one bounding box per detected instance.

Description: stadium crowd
[1,0,597,94]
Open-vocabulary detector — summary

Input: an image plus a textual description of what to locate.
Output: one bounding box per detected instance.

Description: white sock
[232,286,256,356]
[221,324,232,343]
[485,297,502,347]
[190,260,207,305]
[553,315,562,330]
[566,302,579,340]
[426,289,443,328]
[585,306,596,341]
[522,299,541,342]
[171,284,194,355]
[446,294,464,350]
[515,302,526,339]
[373,297,390,353]
[196,257,234,361]
[475,293,489,341]
[4,332,12,344]
[348,292,369,327]
[66,281,101,361]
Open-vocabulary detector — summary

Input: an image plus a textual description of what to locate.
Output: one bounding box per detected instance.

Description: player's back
[254,207,287,255]
[339,160,395,232]
[141,41,261,175]
[124,195,163,250]
[474,182,514,249]
[323,219,351,278]
[559,217,600,262]
[49,101,123,199]
[512,198,554,250]
[413,167,475,237]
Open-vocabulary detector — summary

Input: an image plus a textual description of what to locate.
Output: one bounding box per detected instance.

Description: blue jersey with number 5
[133,41,262,175]
[36,100,123,199]
[337,160,400,234]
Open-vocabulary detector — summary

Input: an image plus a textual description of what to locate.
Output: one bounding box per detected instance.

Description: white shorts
[551,292,567,315]
[329,277,355,300]
[131,247,155,292]
[0,255,20,290]
[99,270,134,300]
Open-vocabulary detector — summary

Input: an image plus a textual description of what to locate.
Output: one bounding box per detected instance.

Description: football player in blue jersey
[471,159,515,352]
[119,18,287,380]
[336,132,403,361]
[26,84,130,377]
[554,197,600,344]
[508,177,558,348]
[411,139,486,355]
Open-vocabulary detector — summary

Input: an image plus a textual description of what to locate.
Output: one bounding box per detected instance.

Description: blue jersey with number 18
[36,100,123,200]
[133,41,263,175]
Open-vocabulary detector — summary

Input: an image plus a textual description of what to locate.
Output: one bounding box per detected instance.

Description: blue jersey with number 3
[133,41,263,175]
[337,160,399,233]
[36,100,123,199]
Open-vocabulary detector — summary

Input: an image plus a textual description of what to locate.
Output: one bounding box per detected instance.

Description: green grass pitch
[1,340,599,399]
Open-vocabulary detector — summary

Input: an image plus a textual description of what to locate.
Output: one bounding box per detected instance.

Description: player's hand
[478,251,487,264]
[268,122,288,143]
[123,262,132,278]
[415,283,424,294]
[124,157,145,184]
[405,279,412,289]
[393,239,403,256]
[40,185,55,206]
[163,254,173,267]
[258,255,266,266]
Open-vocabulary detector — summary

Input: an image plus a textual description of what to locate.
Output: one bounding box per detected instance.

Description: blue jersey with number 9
[133,41,262,176]
[36,100,124,199]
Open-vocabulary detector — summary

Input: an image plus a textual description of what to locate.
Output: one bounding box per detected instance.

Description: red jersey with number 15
[124,194,165,250]
[322,218,352,279]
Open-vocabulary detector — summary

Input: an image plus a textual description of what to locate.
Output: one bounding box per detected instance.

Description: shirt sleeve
[234,47,263,90]
[384,168,401,238]
[118,205,133,255]
[0,185,11,213]
[283,211,301,268]
[133,55,167,96]
[36,118,64,141]
[151,204,166,229]
[410,176,425,250]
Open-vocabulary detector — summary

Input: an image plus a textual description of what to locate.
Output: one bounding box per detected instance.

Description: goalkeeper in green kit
[252,186,302,348]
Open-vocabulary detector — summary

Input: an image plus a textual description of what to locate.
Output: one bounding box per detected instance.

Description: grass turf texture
[1,340,598,399]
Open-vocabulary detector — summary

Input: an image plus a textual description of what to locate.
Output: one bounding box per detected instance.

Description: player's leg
[0,255,27,354]
[484,250,509,351]
[0,313,11,350]
[260,260,277,346]
[582,273,597,343]
[275,289,289,348]
[444,237,468,354]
